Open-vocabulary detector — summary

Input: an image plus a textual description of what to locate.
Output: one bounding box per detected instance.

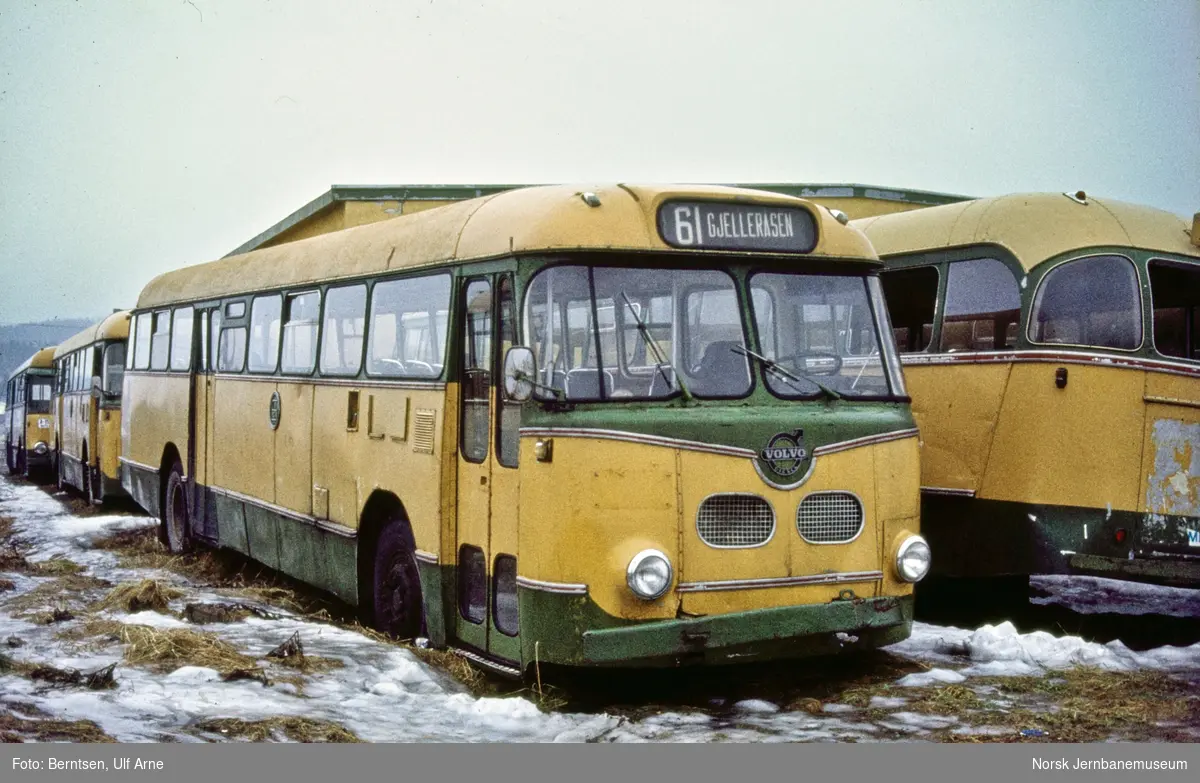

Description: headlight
[626,549,673,600]
[33,441,49,455]
[895,535,931,582]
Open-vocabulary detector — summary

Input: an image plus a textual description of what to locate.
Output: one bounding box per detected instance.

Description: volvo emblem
[268,391,281,430]
[759,429,808,476]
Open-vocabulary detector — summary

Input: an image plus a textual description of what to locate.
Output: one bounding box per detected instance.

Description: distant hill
[0,318,99,401]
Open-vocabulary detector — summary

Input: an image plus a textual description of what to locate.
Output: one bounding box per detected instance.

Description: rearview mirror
[503,347,535,402]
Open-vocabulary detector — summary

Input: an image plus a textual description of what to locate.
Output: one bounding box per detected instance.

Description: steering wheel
[775,352,843,376]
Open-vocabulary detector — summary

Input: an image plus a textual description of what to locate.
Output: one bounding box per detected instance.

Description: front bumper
[579,594,914,666]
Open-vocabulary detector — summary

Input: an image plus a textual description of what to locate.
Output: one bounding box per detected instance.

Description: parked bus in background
[52,311,132,504]
[857,192,1200,597]
[121,184,928,675]
[4,347,56,479]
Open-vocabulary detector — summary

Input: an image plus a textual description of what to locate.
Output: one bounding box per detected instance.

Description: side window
[458,545,487,624]
[940,258,1020,352]
[1149,260,1200,361]
[320,284,367,376]
[881,266,938,353]
[247,294,282,373]
[367,275,452,378]
[210,310,223,371]
[459,279,492,463]
[218,327,246,372]
[170,307,194,371]
[492,554,519,636]
[134,312,152,370]
[149,309,171,371]
[1029,255,1142,350]
[103,344,125,396]
[281,291,320,375]
[496,275,520,469]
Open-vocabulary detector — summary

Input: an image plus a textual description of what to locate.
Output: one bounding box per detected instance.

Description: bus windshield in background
[749,272,898,399]
[27,378,52,414]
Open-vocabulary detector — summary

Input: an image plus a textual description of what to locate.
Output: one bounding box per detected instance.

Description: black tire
[4,442,13,474]
[55,446,64,491]
[162,460,191,553]
[15,443,26,478]
[372,520,424,640]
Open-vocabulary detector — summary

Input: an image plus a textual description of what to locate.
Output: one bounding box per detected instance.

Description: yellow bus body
[122,183,926,673]
[858,193,1200,586]
[52,311,132,503]
[4,347,56,479]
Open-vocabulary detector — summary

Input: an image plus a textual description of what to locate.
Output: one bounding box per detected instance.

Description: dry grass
[0,578,14,592]
[29,556,85,576]
[91,579,183,614]
[0,708,115,743]
[0,515,12,541]
[77,620,260,674]
[191,716,361,743]
[4,574,110,614]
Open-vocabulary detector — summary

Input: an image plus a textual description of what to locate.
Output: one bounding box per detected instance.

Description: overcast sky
[1,0,1197,324]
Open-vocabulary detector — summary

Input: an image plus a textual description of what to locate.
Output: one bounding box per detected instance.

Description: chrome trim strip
[676,570,884,593]
[515,575,589,595]
[899,350,1200,379]
[518,427,756,459]
[118,456,158,474]
[920,486,977,498]
[123,369,446,390]
[209,485,358,539]
[811,428,920,457]
[449,647,522,678]
[414,550,439,565]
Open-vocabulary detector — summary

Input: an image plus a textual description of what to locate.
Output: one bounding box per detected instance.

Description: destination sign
[657,201,817,253]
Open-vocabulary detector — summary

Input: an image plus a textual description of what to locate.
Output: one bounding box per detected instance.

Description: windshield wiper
[732,345,842,400]
[621,293,693,402]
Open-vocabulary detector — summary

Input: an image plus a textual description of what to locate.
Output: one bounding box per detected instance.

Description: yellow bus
[858,192,1200,592]
[121,184,929,674]
[52,311,132,504]
[4,347,56,479]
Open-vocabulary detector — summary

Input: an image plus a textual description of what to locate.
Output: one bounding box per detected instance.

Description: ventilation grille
[412,409,436,454]
[796,492,863,543]
[696,494,775,548]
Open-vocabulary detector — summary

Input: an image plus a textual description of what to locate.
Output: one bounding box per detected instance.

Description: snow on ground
[3,474,1199,742]
[1031,574,1200,618]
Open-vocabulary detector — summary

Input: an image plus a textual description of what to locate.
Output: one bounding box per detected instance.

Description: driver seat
[689,341,749,397]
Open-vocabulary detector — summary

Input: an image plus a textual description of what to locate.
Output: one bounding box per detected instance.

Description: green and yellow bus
[53,311,132,504]
[4,347,56,479]
[121,183,929,674]
[858,192,1200,590]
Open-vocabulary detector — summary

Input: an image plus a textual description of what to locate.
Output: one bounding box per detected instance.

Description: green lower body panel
[921,494,1200,586]
[518,590,913,669]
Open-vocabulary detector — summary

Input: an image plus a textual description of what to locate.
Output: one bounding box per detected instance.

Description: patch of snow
[1031,575,1200,618]
[896,668,967,687]
[867,696,908,709]
[732,699,779,713]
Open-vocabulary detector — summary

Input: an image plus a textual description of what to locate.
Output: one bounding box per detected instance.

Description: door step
[449,646,523,679]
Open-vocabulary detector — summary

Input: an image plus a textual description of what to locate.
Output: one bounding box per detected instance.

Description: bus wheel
[372,520,423,640]
[162,461,191,553]
[4,443,13,474]
[15,444,25,477]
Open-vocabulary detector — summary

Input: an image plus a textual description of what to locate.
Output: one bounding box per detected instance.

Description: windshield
[525,265,752,401]
[749,272,897,398]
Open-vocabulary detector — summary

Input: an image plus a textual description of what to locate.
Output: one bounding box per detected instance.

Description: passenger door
[454,271,521,664]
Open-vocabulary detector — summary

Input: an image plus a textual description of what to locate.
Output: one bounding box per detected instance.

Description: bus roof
[53,311,132,359]
[8,347,57,381]
[854,192,1200,271]
[139,183,878,309]
[226,182,971,257]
